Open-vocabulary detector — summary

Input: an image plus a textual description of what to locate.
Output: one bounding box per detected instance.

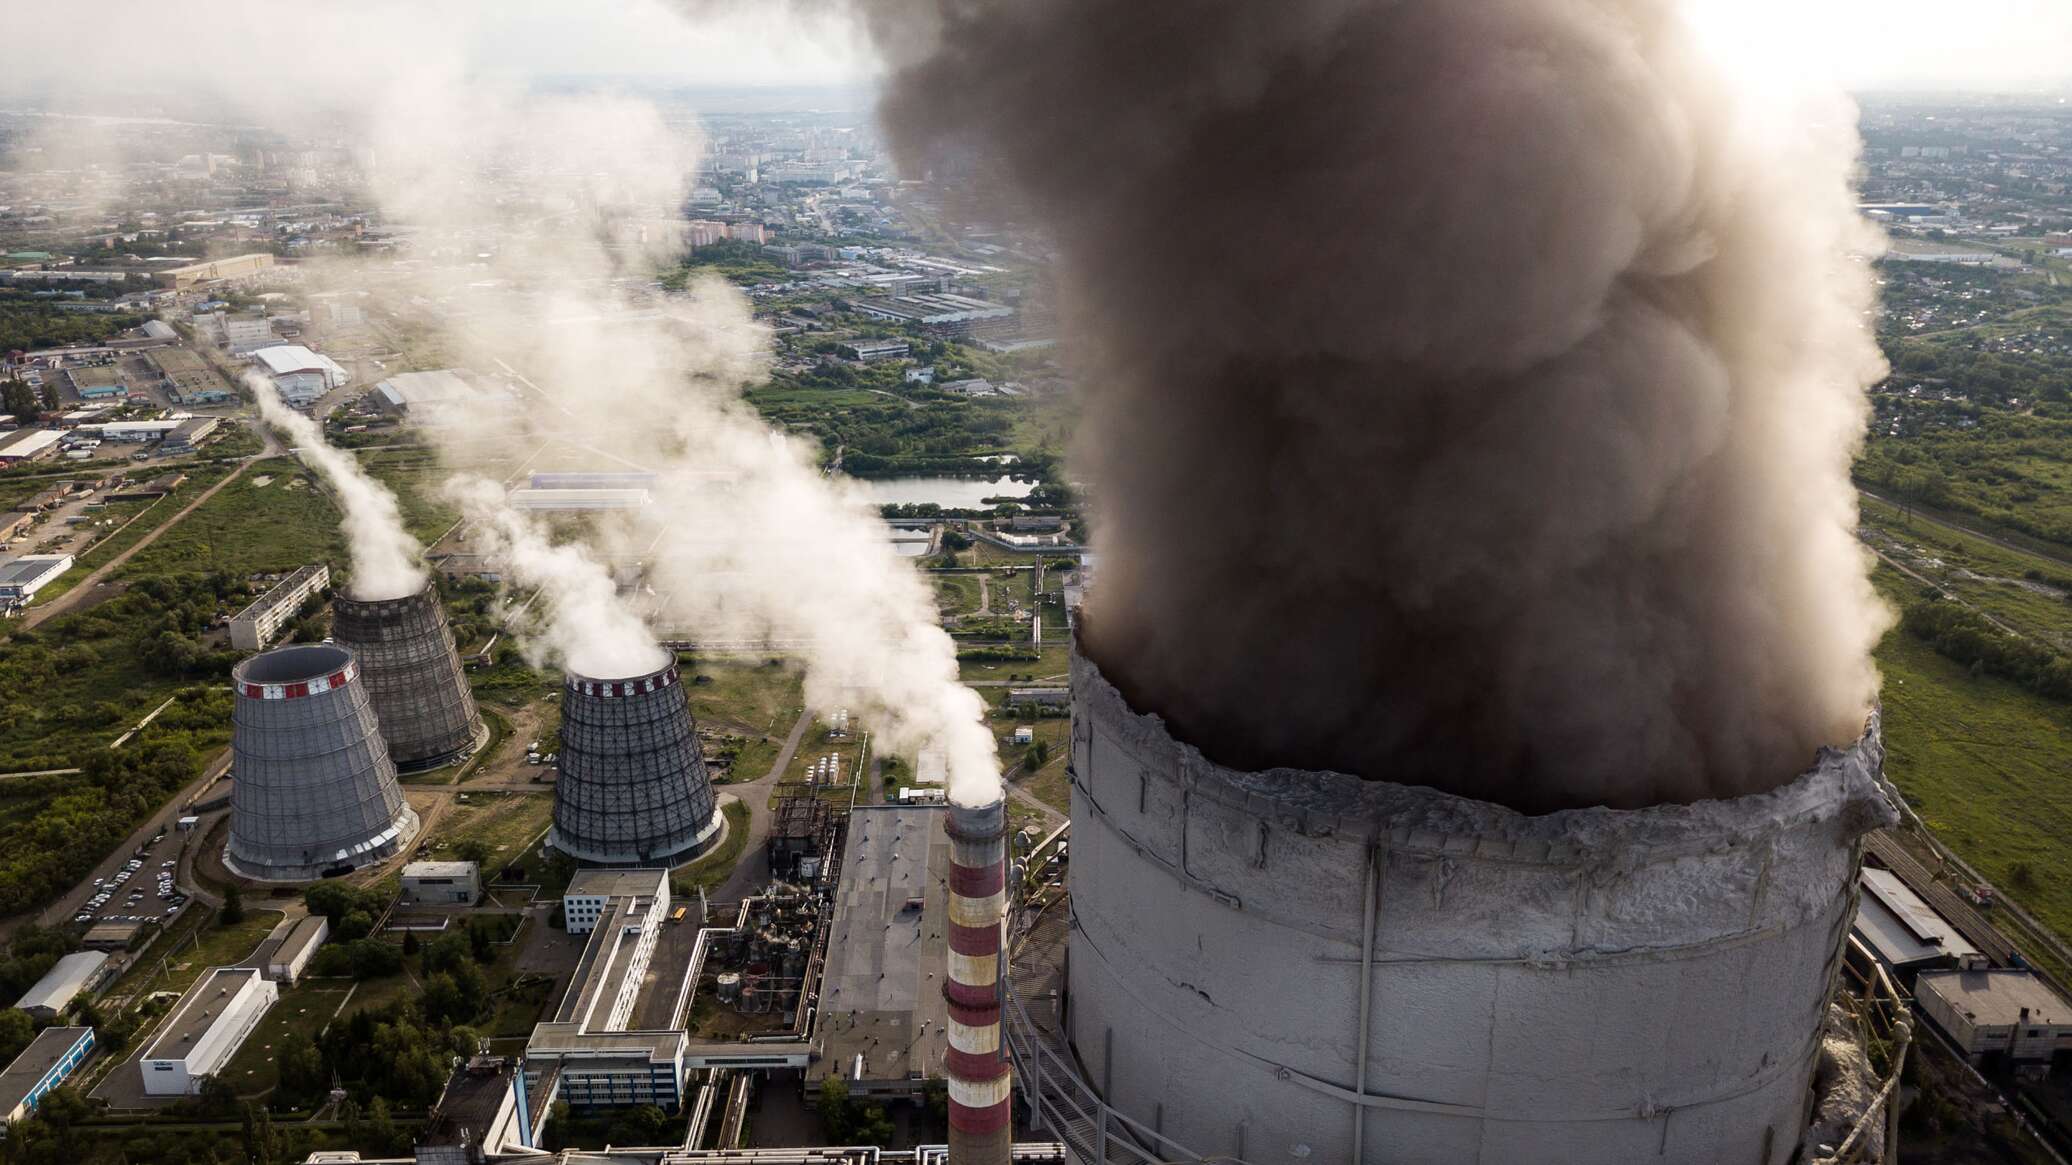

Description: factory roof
[0,1027,93,1115]
[508,487,651,511]
[403,860,479,880]
[1918,970,2072,1027]
[810,804,950,1088]
[251,345,346,381]
[271,915,329,966]
[566,868,669,901]
[1855,867,1980,969]
[0,556,73,587]
[0,430,63,458]
[143,967,264,1062]
[13,952,108,1014]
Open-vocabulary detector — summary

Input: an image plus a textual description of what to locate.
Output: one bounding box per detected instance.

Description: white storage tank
[1065,650,1895,1164]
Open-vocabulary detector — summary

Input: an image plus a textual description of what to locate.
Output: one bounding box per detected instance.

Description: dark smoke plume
[867,0,1890,811]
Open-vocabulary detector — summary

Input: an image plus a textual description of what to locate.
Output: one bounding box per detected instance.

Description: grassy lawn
[21,467,234,607]
[673,799,753,894]
[221,983,353,1096]
[1873,566,2072,944]
[958,642,1072,685]
[111,907,284,1001]
[421,791,554,869]
[681,657,805,736]
[116,458,343,580]
[1863,494,2072,650]
[933,575,981,616]
[357,445,459,545]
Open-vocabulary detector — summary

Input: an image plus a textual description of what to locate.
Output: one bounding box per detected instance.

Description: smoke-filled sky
[864,0,1894,811]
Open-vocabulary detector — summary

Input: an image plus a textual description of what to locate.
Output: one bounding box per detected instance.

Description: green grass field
[117,460,343,580]
[221,983,353,1096]
[110,907,284,1001]
[674,799,753,893]
[681,657,805,737]
[422,792,554,869]
[1862,494,2072,650]
[1872,566,2072,944]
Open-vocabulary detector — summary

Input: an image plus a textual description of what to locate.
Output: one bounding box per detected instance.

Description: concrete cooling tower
[226,644,421,882]
[551,658,723,865]
[331,585,485,772]
[1064,650,1895,1165]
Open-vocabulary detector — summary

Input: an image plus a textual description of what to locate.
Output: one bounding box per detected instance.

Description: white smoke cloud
[248,374,426,601]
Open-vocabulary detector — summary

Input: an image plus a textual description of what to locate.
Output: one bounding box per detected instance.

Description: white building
[228,563,331,651]
[0,555,75,605]
[1851,867,1984,982]
[13,952,109,1021]
[0,1027,95,1125]
[265,916,329,986]
[507,488,650,512]
[402,860,481,906]
[562,868,669,936]
[140,967,277,1095]
[251,345,348,407]
[1916,970,2072,1065]
[223,314,275,351]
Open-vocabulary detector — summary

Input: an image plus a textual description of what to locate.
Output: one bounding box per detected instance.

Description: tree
[220,886,245,926]
[453,839,492,867]
[346,939,402,980]
[275,1032,327,1109]
[0,1009,32,1064]
[401,931,420,958]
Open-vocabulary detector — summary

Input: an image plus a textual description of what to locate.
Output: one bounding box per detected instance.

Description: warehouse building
[139,967,278,1096]
[153,253,275,290]
[12,952,109,1021]
[508,488,650,512]
[1916,970,2072,1067]
[148,347,216,403]
[265,916,330,986]
[223,315,276,352]
[837,339,910,362]
[0,1027,95,1125]
[401,860,481,906]
[0,555,73,606]
[1852,866,1985,984]
[850,293,1016,340]
[0,430,62,465]
[64,366,128,401]
[160,416,220,455]
[228,563,331,651]
[371,369,514,423]
[250,345,347,407]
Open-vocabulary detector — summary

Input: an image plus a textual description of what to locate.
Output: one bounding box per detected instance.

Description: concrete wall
[1065,652,1894,1165]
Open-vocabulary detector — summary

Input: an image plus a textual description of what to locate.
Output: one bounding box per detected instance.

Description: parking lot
[73,827,193,932]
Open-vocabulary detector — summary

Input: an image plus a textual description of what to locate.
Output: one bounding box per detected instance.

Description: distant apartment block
[229,563,331,651]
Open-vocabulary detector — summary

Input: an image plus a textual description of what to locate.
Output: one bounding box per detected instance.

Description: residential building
[402,861,481,906]
[13,953,108,1021]
[139,967,278,1096]
[228,563,331,651]
[0,1027,94,1125]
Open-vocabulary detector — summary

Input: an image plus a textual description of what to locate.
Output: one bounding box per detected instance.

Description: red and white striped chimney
[944,796,1012,1163]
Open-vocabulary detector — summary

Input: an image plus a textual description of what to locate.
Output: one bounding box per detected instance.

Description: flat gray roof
[1856,867,1980,968]
[811,805,950,1088]
[1920,970,2072,1026]
[14,951,107,1012]
[403,861,478,879]
[144,967,263,1061]
[566,868,668,901]
[273,915,329,964]
[0,1027,92,1114]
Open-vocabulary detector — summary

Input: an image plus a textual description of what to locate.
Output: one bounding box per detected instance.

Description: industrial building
[0,429,62,465]
[0,1027,94,1125]
[265,915,330,985]
[808,805,951,1101]
[1853,866,1985,983]
[139,967,277,1096]
[160,416,220,455]
[223,314,277,351]
[525,869,687,1111]
[508,488,651,512]
[850,293,1017,340]
[251,345,347,406]
[372,369,515,422]
[153,253,275,289]
[529,471,657,491]
[225,643,420,881]
[402,860,481,905]
[0,555,73,605]
[1915,970,2072,1066]
[13,952,109,1021]
[147,347,216,402]
[64,366,128,401]
[331,584,484,771]
[552,661,723,866]
[838,339,910,362]
[1041,647,1895,1165]
[228,563,331,651]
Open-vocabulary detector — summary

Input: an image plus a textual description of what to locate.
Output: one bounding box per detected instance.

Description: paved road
[21,459,254,630]
[714,707,815,903]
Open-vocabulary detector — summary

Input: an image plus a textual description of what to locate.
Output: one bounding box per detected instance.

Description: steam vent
[331,584,484,772]
[1065,650,1895,1165]
[551,659,723,865]
[226,644,421,882]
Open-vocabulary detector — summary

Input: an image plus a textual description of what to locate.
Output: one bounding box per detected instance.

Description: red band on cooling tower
[571,666,678,699]
[948,920,1000,957]
[944,979,999,1008]
[949,1096,1013,1134]
[240,666,354,700]
[949,860,1004,898]
[944,1046,1009,1082]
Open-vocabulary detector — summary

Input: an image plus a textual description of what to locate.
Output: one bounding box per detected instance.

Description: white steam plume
[248,374,427,601]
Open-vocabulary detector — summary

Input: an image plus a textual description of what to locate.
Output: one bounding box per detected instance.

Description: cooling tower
[1065,650,1894,1165]
[331,585,485,772]
[551,659,723,865]
[226,644,421,882]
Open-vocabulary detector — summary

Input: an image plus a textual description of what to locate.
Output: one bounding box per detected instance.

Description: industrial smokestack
[226,643,420,881]
[331,584,485,772]
[943,797,1012,1163]
[551,656,723,865]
